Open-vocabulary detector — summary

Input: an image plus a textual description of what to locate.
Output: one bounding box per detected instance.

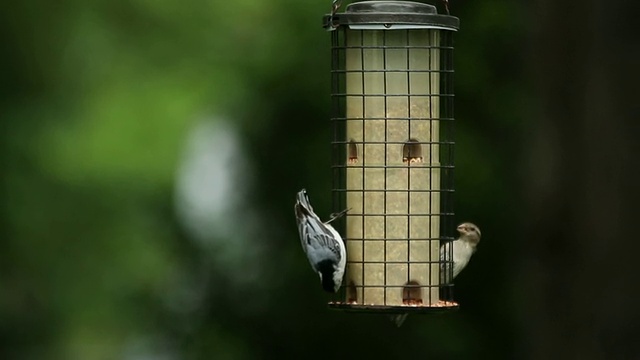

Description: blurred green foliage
[1,0,526,359]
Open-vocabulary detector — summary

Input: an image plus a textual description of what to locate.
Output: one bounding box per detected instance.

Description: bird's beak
[456,225,465,234]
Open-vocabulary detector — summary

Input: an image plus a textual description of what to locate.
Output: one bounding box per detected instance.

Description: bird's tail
[389,313,408,327]
[295,189,314,218]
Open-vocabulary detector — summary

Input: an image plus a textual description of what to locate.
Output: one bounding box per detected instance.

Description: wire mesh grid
[328,25,457,313]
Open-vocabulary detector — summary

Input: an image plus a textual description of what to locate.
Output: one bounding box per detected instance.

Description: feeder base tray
[328,300,459,313]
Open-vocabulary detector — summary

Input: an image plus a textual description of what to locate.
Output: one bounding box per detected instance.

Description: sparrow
[440,222,482,283]
[294,189,348,293]
[391,222,481,327]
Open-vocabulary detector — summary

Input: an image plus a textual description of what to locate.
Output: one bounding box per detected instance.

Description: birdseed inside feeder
[325,0,459,314]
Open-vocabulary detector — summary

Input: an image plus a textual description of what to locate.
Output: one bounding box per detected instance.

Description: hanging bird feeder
[325,1,459,314]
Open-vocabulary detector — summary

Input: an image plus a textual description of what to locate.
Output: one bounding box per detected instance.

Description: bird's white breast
[451,240,475,278]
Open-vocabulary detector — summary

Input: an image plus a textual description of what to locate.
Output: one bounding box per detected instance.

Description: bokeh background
[2,0,639,359]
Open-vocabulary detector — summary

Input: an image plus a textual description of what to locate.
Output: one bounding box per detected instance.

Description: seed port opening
[402,138,423,164]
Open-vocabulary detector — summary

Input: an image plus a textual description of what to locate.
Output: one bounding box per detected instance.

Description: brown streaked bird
[440,222,482,283]
[391,222,481,327]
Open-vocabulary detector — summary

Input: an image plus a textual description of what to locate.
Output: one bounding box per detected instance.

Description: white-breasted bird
[294,189,348,293]
[391,222,481,327]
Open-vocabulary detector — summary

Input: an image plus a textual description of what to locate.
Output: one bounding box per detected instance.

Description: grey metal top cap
[323,0,459,30]
[346,1,437,14]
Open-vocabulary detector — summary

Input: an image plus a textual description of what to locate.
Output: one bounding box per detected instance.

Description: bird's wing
[295,189,322,250]
[308,232,342,257]
[304,220,342,260]
[439,242,453,283]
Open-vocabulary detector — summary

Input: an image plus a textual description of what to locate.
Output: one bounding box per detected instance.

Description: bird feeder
[325,1,459,314]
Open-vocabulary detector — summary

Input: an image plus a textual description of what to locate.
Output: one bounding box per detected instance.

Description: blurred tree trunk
[522,1,640,359]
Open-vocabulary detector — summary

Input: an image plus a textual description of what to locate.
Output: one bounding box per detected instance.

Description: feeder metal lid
[323,0,459,30]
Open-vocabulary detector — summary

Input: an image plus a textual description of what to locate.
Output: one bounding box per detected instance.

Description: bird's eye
[470,227,475,232]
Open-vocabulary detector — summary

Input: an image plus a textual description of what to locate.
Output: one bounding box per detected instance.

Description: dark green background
[2,0,639,359]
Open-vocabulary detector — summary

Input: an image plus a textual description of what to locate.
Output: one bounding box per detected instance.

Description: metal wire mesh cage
[324,1,459,313]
